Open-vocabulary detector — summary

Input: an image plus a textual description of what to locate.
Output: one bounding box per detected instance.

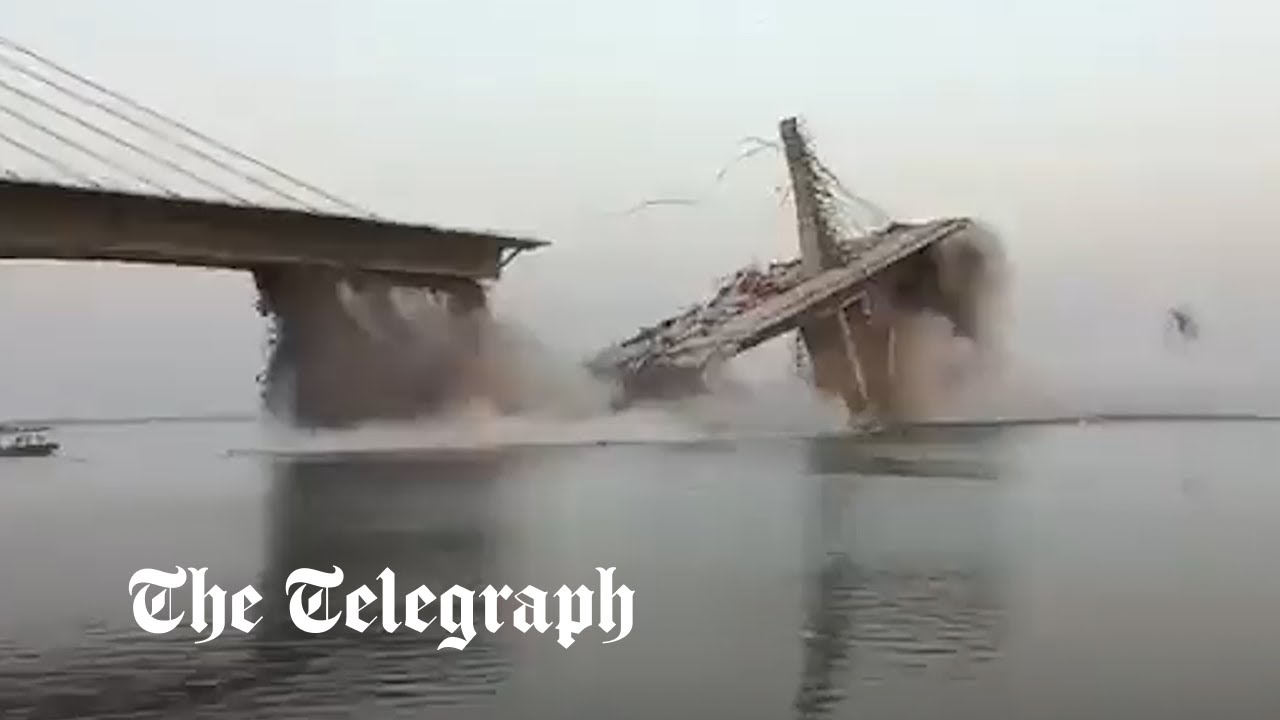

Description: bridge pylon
[779,117,900,425]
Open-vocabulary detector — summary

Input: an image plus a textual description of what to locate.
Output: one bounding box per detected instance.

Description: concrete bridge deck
[586,116,1001,424]
[0,178,547,282]
[588,218,977,392]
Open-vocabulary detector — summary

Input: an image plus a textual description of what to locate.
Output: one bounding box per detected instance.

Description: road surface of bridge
[0,177,546,283]
[588,218,977,381]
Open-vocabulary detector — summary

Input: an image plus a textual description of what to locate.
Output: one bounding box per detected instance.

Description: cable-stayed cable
[0,35,371,217]
[0,51,326,212]
[0,75,252,203]
[0,101,171,195]
[0,127,99,186]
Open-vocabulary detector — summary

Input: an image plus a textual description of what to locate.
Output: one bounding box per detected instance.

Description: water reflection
[796,431,1008,719]
[0,423,1023,719]
[0,450,520,719]
[246,451,515,711]
[808,429,1004,480]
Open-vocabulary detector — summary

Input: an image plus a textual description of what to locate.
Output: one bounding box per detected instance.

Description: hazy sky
[0,0,1277,418]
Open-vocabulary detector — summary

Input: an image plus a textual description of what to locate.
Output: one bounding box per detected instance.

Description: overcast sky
[0,0,1277,419]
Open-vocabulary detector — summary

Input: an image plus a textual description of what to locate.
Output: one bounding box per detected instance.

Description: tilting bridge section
[587,117,1000,424]
[588,218,979,406]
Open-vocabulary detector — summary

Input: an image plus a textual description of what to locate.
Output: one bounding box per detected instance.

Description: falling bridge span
[591,218,978,376]
[588,118,1004,424]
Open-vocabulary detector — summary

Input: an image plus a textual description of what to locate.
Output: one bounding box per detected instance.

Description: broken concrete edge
[583,214,1005,420]
[585,217,978,377]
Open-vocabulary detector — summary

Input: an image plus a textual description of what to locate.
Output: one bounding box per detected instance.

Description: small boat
[0,427,59,457]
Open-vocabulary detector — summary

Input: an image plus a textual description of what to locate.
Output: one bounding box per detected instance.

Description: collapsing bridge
[589,118,1003,425]
[0,37,1002,429]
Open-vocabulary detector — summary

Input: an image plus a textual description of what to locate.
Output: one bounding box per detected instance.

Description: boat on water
[0,426,59,457]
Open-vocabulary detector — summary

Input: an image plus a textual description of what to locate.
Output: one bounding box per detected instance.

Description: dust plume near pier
[581,218,1013,428]
[252,268,508,427]
[871,221,1010,421]
[769,219,1011,424]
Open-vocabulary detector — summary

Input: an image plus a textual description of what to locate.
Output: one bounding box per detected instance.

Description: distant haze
[0,0,1277,419]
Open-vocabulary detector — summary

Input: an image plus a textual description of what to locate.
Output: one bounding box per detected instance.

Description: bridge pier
[842,299,897,420]
[799,315,872,417]
[782,116,902,426]
[253,267,501,428]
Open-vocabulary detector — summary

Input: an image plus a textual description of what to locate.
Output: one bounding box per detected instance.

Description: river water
[1,417,1279,719]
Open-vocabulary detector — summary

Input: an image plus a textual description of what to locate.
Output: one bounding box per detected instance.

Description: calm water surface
[1,419,1279,719]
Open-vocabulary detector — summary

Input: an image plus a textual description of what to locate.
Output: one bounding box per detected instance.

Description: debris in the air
[1168,305,1200,341]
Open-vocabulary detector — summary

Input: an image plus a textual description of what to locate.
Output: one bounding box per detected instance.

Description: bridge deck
[589,218,974,383]
[0,179,547,280]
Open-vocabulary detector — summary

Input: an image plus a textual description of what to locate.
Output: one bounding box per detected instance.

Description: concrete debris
[582,117,1012,426]
[590,234,875,373]
[587,218,998,414]
[1168,305,1199,341]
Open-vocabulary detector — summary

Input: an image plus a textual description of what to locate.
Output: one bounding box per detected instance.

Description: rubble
[584,116,1010,424]
[587,218,991,410]
[589,233,881,374]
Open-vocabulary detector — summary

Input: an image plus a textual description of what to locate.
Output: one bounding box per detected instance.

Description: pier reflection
[248,450,515,710]
[0,448,520,719]
[0,424,1015,720]
[795,431,1009,719]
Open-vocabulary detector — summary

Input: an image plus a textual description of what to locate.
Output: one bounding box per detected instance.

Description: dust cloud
[882,220,1011,422]
[246,221,1015,453]
[252,266,499,428]
[249,279,848,455]
[247,204,1249,448]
